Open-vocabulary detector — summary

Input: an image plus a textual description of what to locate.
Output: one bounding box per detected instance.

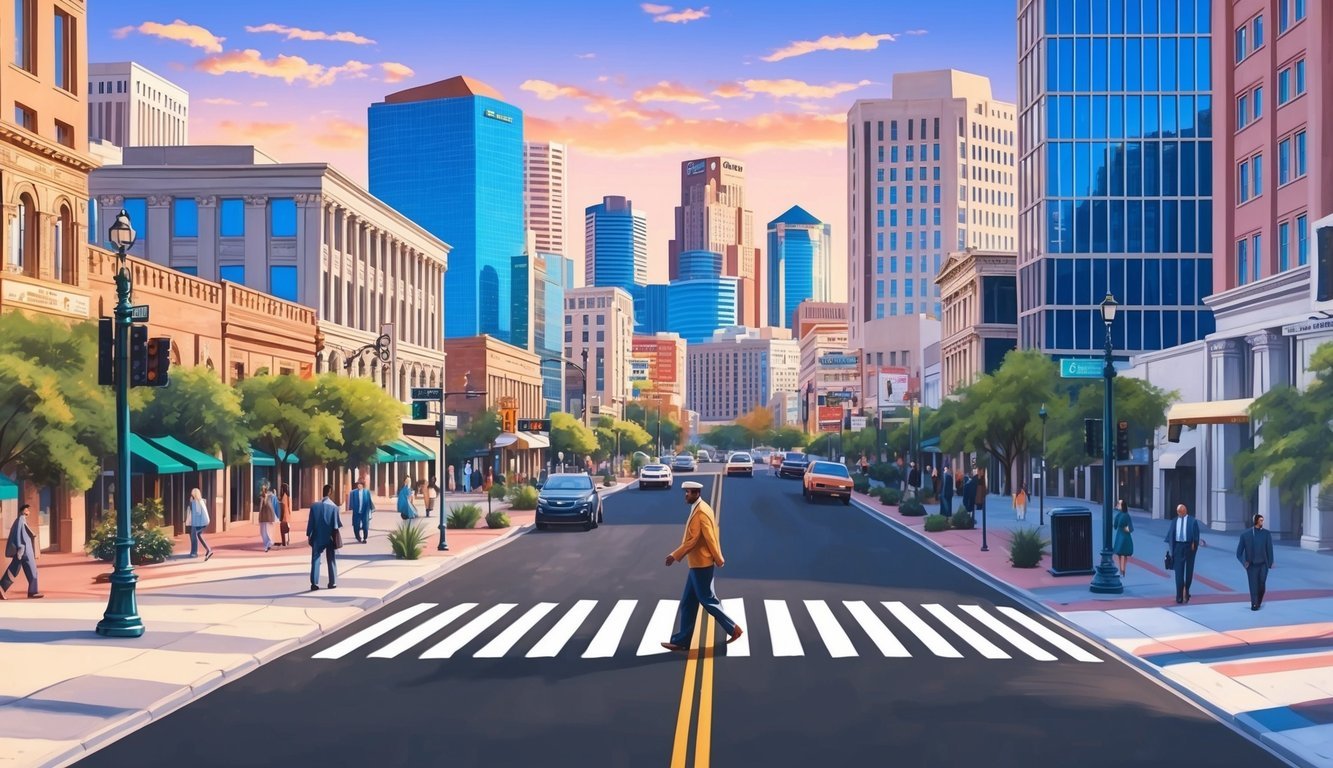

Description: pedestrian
[661,481,743,652]
[0,504,42,599]
[1236,513,1274,611]
[446,464,456,492]
[347,479,373,543]
[425,475,439,518]
[961,470,977,515]
[277,483,292,547]
[462,463,473,493]
[306,484,342,591]
[187,488,213,560]
[931,467,941,499]
[974,469,988,516]
[858,454,870,476]
[1013,483,1028,521]
[1164,503,1200,604]
[257,485,276,552]
[1112,499,1133,577]
[484,466,494,492]
[940,465,955,518]
[908,462,921,498]
[397,475,418,519]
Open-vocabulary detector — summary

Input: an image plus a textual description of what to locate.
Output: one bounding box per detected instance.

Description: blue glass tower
[766,205,832,329]
[633,250,738,343]
[369,76,525,345]
[513,251,570,415]
[1018,0,1215,357]
[585,195,647,293]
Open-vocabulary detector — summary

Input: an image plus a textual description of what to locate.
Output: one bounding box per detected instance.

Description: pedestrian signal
[411,401,429,420]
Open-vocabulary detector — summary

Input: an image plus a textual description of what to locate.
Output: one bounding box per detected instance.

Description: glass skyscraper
[767,205,832,329]
[585,195,647,293]
[368,76,525,345]
[1018,0,1216,357]
[634,250,739,343]
[514,251,572,415]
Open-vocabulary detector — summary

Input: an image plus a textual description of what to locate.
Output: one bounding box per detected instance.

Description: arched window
[55,204,73,284]
[11,193,37,275]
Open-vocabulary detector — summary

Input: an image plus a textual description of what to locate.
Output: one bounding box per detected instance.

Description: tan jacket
[671,500,723,568]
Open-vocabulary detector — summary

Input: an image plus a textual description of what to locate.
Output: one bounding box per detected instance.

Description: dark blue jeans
[670,566,737,646]
[1172,543,1197,599]
[1246,562,1269,606]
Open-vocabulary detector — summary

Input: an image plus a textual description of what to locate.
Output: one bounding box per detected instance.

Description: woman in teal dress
[1112,499,1134,577]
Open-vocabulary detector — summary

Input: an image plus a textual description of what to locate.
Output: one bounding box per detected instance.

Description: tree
[702,424,751,451]
[735,406,774,443]
[0,314,115,491]
[314,374,406,471]
[237,374,341,490]
[550,411,597,460]
[136,366,250,465]
[594,416,653,461]
[624,402,683,450]
[450,409,502,460]
[770,426,809,450]
[1043,377,1175,471]
[1236,342,1333,506]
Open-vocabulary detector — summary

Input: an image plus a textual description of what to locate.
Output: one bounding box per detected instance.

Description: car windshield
[729,454,751,462]
[643,464,667,471]
[543,476,593,491]
[811,462,850,477]
[785,453,806,462]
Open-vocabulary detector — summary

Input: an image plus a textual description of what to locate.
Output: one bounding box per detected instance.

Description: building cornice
[0,126,97,173]
[1205,264,1310,322]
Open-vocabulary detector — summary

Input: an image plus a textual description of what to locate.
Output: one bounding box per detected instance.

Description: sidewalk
[0,482,633,768]
[853,487,1333,768]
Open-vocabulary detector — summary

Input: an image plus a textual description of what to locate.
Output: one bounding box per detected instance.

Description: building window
[54,9,76,93]
[1278,68,1291,104]
[1295,59,1306,96]
[1279,222,1290,271]
[1234,26,1246,62]
[175,266,197,276]
[54,204,73,284]
[13,103,35,132]
[1252,154,1262,198]
[1252,234,1263,282]
[1279,138,1291,184]
[54,119,73,147]
[1237,239,1249,285]
[1238,160,1250,203]
[1297,214,1309,265]
[13,0,33,72]
[220,198,244,236]
[122,198,147,240]
[1253,15,1264,49]
[1280,0,1290,32]
[269,265,298,302]
[1296,130,1307,176]
[1296,0,1307,22]
[173,198,199,237]
[270,198,297,237]
[219,264,245,284]
[1236,94,1249,129]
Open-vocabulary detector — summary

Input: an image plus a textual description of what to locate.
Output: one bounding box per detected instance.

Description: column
[1206,339,1247,531]
[295,193,323,308]
[1247,330,1291,535]
[242,195,268,291]
[1295,334,1333,551]
[196,196,218,279]
[146,195,172,266]
[36,211,55,280]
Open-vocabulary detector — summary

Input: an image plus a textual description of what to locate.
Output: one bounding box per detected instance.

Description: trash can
[1048,507,1094,576]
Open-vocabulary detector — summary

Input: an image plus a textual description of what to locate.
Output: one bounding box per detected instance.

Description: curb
[848,496,1310,768]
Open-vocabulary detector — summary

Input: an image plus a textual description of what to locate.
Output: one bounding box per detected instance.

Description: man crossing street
[661,481,743,652]
[1237,513,1275,611]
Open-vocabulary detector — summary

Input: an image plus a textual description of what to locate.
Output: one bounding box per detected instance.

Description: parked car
[638,463,674,490]
[778,452,811,479]
[725,452,754,477]
[695,449,713,463]
[535,474,603,531]
[803,460,853,505]
[671,454,697,472]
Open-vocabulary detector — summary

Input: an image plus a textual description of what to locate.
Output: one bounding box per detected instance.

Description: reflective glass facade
[516,252,570,416]
[667,277,739,344]
[585,197,647,293]
[1018,0,1216,356]
[369,93,525,345]
[767,206,832,330]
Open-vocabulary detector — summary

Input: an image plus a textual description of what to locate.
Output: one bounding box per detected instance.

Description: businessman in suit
[1236,513,1275,611]
[940,464,955,518]
[1163,503,1201,603]
[307,484,342,591]
[1,504,41,599]
[347,479,373,543]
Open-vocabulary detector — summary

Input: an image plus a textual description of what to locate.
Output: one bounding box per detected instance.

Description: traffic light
[129,324,148,387]
[517,418,551,432]
[411,401,428,420]
[1116,420,1130,461]
[145,337,171,387]
[501,409,517,434]
[98,318,114,386]
[1083,418,1102,457]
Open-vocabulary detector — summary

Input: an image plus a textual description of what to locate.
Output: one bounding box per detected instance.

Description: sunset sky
[89,1,1017,294]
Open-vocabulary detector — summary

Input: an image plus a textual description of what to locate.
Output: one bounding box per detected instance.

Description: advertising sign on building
[629,358,650,382]
[878,371,909,407]
[850,416,868,431]
[818,354,859,368]
[817,405,842,432]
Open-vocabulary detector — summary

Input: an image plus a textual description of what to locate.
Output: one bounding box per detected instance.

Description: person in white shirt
[1163,504,1200,604]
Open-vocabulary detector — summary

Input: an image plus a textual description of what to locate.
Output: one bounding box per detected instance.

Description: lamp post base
[95,570,144,637]
[1088,549,1124,594]
[437,523,449,551]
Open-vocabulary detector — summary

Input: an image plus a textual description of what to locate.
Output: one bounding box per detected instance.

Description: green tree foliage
[450,409,502,458]
[136,366,249,465]
[549,411,597,458]
[735,406,774,442]
[624,402,683,450]
[702,424,752,450]
[594,416,653,459]
[314,374,405,469]
[0,314,114,491]
[1236,342,1333,506]
[769,426,809,450]
[1043,376,1175,471]
[237,374,341,468]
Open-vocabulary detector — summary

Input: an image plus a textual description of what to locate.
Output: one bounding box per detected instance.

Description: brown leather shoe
[660,642,687,652]
[27,593,43,599]
[727,625,744,644]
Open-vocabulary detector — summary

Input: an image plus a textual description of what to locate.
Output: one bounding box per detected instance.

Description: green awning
[130,434,190,475]
[276,449,299,464]
[369,447,395,464]
[383,440,431,463]
[144,435,224,471]
[921,436,940,449]
[249,447,277,467]
[0,474,16,501]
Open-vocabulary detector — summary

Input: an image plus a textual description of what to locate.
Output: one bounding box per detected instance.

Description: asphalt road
[78,465,1289,768]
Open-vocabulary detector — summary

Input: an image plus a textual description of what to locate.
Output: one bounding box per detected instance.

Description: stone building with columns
[936,248,1018,398]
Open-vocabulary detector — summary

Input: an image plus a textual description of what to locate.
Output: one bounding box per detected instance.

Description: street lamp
[96,211,144,638]
[542,351,589,427]
[1038,403,1048,526]
[436,383,485,552]
[1090,293,1124,594]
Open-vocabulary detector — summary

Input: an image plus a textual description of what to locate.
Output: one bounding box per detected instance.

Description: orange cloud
[520,79,599,101]
[640,3,710,23]
[711,83,753,100]
[194,49,371,86]
[739,78,874,99]
[762,32,900,62]
[244,23,376,45]
[212,120,297,141]
[313,118,368,150]
[527,109,844,157]
[199,97,241,106]
[381,62,415,83]
[640,3,672,13]
[633,80,711,104]
[113,19,224,53]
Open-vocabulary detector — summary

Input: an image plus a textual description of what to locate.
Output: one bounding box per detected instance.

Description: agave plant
[447,503,483,530]
[388,520,427,560]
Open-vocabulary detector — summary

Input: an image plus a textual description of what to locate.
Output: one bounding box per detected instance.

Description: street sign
[517,418,551,432]
[130,305,150,322]
[1059,359,1131,378]
[411,387,443,400]
[849,416,868,431]
[442,414,458,430]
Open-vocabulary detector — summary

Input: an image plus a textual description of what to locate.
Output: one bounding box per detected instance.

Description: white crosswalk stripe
[312,598,1103,664]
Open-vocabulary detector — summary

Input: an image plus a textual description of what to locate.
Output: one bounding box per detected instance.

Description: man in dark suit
[1236,513,1275,611]
[1,504,41,599]
[907,462,922,498]
[961,471,976,514]
[1163,503,1201,603]
[347,479,374,543]
[307,485,343,591]
[941,464,955,518]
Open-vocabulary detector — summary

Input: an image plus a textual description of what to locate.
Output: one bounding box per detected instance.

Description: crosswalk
[311,598,1104,664]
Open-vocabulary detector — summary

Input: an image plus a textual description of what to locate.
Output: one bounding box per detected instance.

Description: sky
[89,1,1018,294]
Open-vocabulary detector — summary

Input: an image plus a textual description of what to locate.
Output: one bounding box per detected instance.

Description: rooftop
[383,75,505,105]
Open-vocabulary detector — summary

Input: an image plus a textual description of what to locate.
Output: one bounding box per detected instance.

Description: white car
[725,452,754,477]
[638,463,674,489]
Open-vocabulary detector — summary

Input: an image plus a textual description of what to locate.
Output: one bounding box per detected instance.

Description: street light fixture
[1090,293,1124,594]
[436,382,485,552]
[96,211,145,638]
[1038,403,1048,526]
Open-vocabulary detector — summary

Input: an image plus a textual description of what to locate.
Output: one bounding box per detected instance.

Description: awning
[276,449,300,464]
[369,447,396,464]
[1159,447,1196,470]
[144,435,224,471]
[1166,398,1255,426]
[130,434,190,475]
[0,474,16,501]
[493,433,519,449]
[249,447,276,467]
[920,436,940,449]
[383,440,431,463]
[513,432,550,450]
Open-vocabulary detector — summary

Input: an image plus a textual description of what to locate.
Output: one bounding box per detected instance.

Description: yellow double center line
[670,473,723,768]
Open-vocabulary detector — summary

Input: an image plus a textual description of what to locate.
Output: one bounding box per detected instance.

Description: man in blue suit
[940,464,955,518]
[1163,503,1201,604]
[307,484,342,591]
[1236,513,1275,611]
[347,479,373,543]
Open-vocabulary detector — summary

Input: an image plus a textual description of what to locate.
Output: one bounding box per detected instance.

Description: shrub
[1009,526,1049,568]
[86,498,175,564]
[924,514,951,532]
[879,487,902,506]
[950,509,976,530]
[602,473,616,487]
[509,485,538,510]
[485,510,511,529]
[869,462,902,486]
[388,520,427,559]
[447,503,483,530]
[899,497,927,517]
[852,476,870,494]
[488,483,508,500]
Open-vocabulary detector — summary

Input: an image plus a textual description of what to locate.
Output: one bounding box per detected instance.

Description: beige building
[524,141,567,259]
[936,248,1019,397]
[687,327,799,422]
[798,324,861,434]
[668,156,763,326]
[88,61,188,149]
[564,285,635,419]
[792,300,849,341]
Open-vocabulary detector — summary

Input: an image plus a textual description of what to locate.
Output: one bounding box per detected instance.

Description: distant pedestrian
[1112,499,1133,576]
[277,483,292,547]
[661,481,743,652]
[462,463,473,493]
[425,475,439,518]
[257,486,276,552]
[1164,503,1200,604]
[307,484,342,591]
[347,479,373,543]
[908,462,922,498]
[446,464,456,492]
[931,467,941,499]
[484,466,494,492]
[858,454,869,476]
[1013,483,1028,521]
[940,465,955,518]
[961,470,977,515]
[187,488,213,560]
[973,469,988,515]
[0,504,41,599]
[397,476,418,519]
[1237,513,1274,611]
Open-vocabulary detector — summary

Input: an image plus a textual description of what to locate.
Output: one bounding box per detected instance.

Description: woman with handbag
[278,483,293,547]
[1112,499,1134,577]
[188,488,213,561]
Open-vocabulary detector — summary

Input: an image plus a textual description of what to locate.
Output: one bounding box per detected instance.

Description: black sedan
[777,451,810,479]
[671,454,697,472]
[535,474,603,531]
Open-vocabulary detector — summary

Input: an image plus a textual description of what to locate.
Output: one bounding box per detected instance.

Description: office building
[585,195,647,291]
[1016,1,1215,357]
[524,141,568,259]
[668,156,764,326]
[631,332,688,432]
[369,76,524,344]
[936,248,1018,397]
[514,247,573,415]
[797,324,860,435]
[88,61,189,149]
[442,335,550,480]
[635,250,739,343]
[687,327,799,422]
[767,205,832,329]
[564,285,635,419]
[792,300,851,340]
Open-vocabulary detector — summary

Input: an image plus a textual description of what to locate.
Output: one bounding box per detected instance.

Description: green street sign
[1060,359,1131,378]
